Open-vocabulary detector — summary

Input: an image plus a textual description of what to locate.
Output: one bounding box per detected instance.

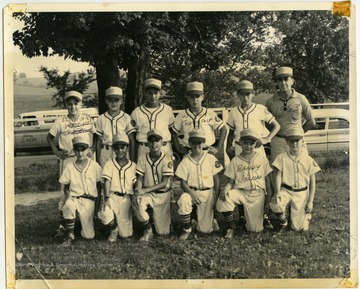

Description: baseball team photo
[4,2,357,288]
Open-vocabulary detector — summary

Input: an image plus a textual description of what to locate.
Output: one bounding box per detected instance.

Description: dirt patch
[15,191,61,206]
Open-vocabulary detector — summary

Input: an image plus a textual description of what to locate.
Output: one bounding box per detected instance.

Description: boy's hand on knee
[305,201,313,213]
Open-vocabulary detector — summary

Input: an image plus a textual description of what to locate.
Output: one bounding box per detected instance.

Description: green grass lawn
[13,152,352,280]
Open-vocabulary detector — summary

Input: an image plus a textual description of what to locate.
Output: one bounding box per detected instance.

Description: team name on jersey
[236,164,261,173]
[275,103,301,114]
[64,120,93,129]
[237,174,263,183]
[181,116,215,127]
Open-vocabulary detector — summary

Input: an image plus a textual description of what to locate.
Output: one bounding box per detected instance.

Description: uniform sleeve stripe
[136,169,145,176]
[215,122,225,130]
[268,116,275,123]
[102,175,111,180]
[226,123,235,130]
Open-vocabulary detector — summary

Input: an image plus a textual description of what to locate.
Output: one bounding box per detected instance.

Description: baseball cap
[105,86,123,98]
[147,129,163,141]
[186,81,204,95]
[285,126,304,140]
[112,133,129,147]
[188,129,206,143]
[65,91,82,102]
[145,78,162,90]
[236,80,254,93]
[274,67,293,79]
[72,135,89,149]
[238,128,260,143]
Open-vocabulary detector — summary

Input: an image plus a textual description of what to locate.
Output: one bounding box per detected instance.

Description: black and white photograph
[2,1,358,288]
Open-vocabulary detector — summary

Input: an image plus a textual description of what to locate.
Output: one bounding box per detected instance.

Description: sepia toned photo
[3,1,358,288]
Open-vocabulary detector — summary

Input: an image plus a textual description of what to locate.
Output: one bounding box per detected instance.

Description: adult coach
[265,67,315,161]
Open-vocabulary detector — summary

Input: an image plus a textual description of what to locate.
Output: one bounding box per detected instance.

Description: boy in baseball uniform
[176,129,223,240]
[226,80,280,159]
[133,129,174,242]
[171,81,227,157]
[265,67,315,162]
[97,133,137,242]
[95,86,136,167]
[216,129,273,238]
[269,127,321,231]
[59,135,102,246]
[47,91,97,237]
[131,78,175,160]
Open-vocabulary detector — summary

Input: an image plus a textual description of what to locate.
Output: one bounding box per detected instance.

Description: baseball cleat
[224,229,234,240]
[54,226,66,238]
[139,228,153,242]
[108,228,119,242]
[179,230,191,241]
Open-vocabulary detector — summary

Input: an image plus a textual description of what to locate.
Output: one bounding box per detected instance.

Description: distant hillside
[13,78,98,117]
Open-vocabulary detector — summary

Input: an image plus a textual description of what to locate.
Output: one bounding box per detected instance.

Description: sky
[6,17,92,78]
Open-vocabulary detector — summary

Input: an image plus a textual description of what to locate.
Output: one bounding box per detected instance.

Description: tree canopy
[13,10,349,113]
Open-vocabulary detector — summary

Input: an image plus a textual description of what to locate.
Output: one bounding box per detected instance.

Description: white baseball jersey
[173,108,224,147]
[175,152,223,189]
[136,152,174,189]
[102,159,137,194]
[49,113,96,154]
[131,103,174,142]
[227,103,274,140]
[272,151,321,189]
[95,111,136,145]
[59,158,102,197]
[224,152,272,190]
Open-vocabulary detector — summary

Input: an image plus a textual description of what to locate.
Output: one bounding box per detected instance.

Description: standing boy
[47,90,97,237]
[95,86,136,167]
[216,129,273,238]
[131,78,174,160]
[269,127,321,231]
[133,129,174,242]
[176,129,223,240]
[226,80,280,159]
[59,135,102,245]
[172,81,227,156]
[265,66,315,161]
[97,133,137,242]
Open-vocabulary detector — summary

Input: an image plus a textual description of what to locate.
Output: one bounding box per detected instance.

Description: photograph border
[3,1,358,288]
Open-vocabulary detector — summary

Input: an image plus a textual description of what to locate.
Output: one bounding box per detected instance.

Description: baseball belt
[75,194,97,201]
[190,186,212,191]
[282,184,308,192]
[276,134,286,138]
[113,191,128,197]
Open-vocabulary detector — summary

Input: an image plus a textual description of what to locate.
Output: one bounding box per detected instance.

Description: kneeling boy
[216,129,273,238]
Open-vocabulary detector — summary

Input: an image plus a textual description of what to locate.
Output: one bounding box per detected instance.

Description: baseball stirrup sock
[180,214,191,230]
[64,219,75,230]
[140,220,152,230]
[108,218,118,230]
[275,212,287,224]
[59,211,65,227]
[223,211,236,229]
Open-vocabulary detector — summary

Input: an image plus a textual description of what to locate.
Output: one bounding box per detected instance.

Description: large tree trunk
[95,57,121,114]
[124,50,148,114]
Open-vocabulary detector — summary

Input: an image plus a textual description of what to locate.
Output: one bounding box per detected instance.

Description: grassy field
[13,151,352,280]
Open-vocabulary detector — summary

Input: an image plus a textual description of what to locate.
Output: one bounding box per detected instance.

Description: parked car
[14,108,98,155]
[305,108,350,152]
